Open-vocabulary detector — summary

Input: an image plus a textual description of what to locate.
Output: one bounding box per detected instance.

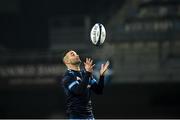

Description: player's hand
[84,58,95,73]
[100,61,110,76]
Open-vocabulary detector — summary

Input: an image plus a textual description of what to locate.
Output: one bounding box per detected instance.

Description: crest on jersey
[76,76,81,81]
[87,85,91,88]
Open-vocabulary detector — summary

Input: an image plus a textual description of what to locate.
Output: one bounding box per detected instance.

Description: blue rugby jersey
[61,69,104,118]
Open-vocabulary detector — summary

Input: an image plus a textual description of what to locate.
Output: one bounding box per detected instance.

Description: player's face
[67,51,81,65]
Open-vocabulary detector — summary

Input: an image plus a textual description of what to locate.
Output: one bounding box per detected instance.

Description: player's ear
[63,56,71,64]
[62,50,71,64]
[64,60,70,64]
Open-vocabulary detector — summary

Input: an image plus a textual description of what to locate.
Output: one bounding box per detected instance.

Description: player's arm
[90,75,104,94]
[91,61,109,94]
[62,72,91,95]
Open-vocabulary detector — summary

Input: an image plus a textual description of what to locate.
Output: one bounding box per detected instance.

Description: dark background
[0,0,180,118]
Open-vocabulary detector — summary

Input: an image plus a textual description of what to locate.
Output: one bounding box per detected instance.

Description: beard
[71,59,81,65]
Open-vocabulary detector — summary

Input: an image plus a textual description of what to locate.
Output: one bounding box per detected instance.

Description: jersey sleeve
[90,75,104,94]
[62,71,92,95]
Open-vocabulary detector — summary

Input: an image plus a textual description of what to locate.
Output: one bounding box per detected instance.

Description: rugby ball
[90,23,106,46]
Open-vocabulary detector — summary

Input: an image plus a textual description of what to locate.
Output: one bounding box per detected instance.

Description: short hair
[61,49,72,64]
